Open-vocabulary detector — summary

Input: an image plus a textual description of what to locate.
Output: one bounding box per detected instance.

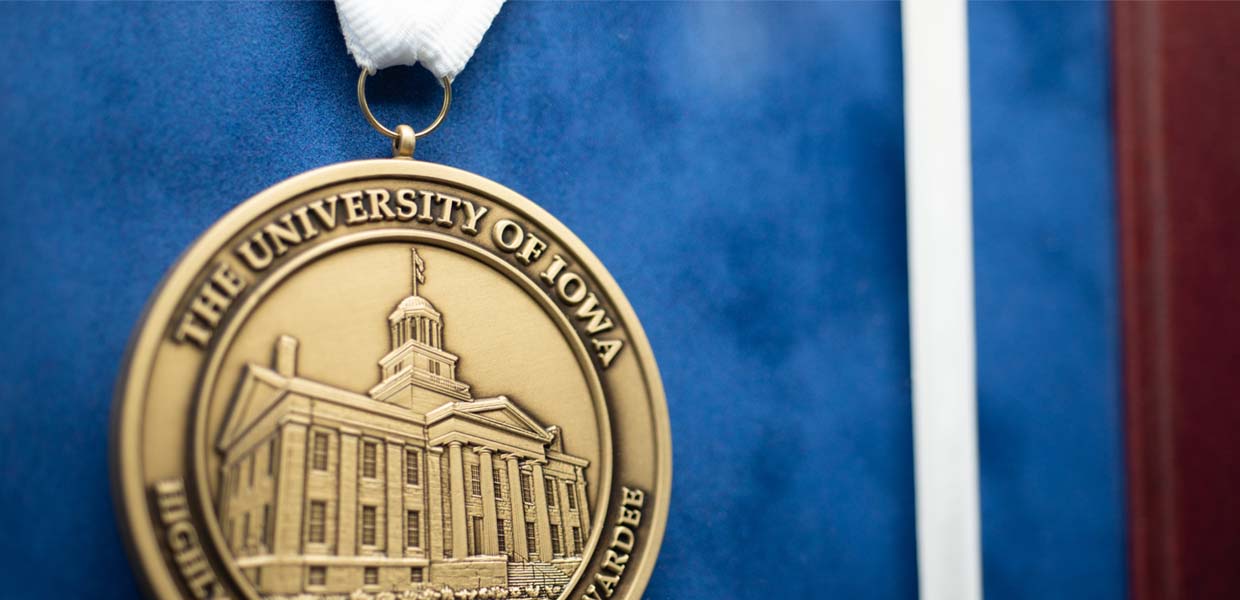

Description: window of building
[493,467,503,499]
[520,472,533,504]
[544,477,558,508]
[405,448,419,486]
[362,441,377,479]
[572,526,583,555]
[248,453,255,488]
[497,519,507,554]
[550,523,562,556]
[471,515,483,555]
[410,567,424,583]
[242,513,251,548]
[406,510,420,548]
[430,361,441,376]
[364,567,378,586]
[267,438,278,476]
[231,464,240,497]
[362,505,377,546]
[308,501,326,544]
[261,505,271,548]
[567,485,578,510]
[470,464,482,497]
[525,521,538,558]
[312,432,329,471]
[308,566,326,587]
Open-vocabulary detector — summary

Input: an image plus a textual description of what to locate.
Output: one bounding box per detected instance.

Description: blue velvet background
[970,3,1125,599]
[0,2,1127,598]
[0,3,918,598]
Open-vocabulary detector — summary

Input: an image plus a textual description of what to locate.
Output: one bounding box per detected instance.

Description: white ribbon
[335,0,505,82]
[902,2,983,599]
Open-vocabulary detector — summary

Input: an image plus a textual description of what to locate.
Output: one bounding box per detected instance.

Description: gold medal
[112,74,670,600]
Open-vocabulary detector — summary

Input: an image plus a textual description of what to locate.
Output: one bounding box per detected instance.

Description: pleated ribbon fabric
[335,0,505,81]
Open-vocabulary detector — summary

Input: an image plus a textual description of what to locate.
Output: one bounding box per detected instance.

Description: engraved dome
[396,295,437,312]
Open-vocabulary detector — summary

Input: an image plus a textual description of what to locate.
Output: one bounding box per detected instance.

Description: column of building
[476,448,499,555]
[530,461,553,561]
[574,465,590,539]
[337,427,359,556]
[386,438,404,557]
[447,441,468,558]
[432,443,569,563]
[271,417,309,555]
[504,454,529,560]
[426,447,444,560]
[557,478,576,555]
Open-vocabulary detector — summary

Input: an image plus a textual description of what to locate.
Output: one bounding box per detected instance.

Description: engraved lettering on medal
[262,215,304,256]
[489,219,625,368]
[539,255,623,368]
[235,188,490,275]
[458,198,489,234]
[436,192,462,225]
[289,204,321,240]
[178,186,627,370]
[517,231,549,265]
[120,172,670,600]
[179,188,493,349]
[364,188,395,221]
[173,262,248,348]
[581,487,646,600]
[307,196,341,229]
[490,218,550,266]
[342,190,368,224]
[492,218,525,252]
[153,479,230,599]
[416,189,436,222]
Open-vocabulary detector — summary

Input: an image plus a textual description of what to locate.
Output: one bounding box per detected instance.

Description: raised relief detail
[153,479,232,599]
[215,248,591,598]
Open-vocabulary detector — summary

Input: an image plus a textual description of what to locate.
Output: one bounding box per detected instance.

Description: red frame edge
[1115,3,1240,599]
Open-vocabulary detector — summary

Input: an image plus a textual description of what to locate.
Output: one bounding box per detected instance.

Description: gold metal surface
[112,160,670,600]
[358,70,452,140]
[393,124,417,159]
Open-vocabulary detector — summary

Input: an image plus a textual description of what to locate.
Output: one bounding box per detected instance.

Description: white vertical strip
[901,2,983,600]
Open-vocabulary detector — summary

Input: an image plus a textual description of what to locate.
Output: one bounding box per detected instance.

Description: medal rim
[111,159,672,599]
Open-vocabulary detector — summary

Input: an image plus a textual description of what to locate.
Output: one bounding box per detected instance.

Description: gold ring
[357,69,452,140]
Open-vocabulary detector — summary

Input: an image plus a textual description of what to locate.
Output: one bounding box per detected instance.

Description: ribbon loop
[335,0,505,82]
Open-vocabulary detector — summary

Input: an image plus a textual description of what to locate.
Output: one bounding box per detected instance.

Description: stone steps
[506,561,571,589]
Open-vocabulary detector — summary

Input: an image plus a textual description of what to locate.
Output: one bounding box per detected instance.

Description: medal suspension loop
[357,70,452,159]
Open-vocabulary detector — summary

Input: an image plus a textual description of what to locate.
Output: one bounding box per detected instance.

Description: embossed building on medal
[215,249,591,596]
